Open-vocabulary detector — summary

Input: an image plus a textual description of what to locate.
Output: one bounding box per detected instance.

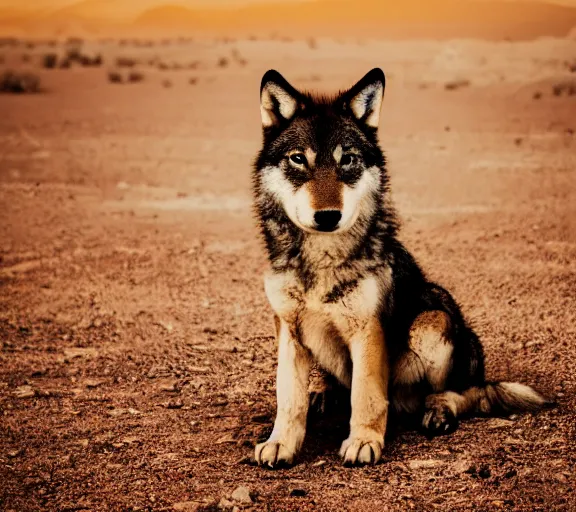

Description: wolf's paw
[255,440,296,468]
[339,435,383,466]
[422,402,458,437]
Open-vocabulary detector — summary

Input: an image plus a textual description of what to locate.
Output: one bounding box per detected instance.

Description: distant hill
[2,0,576,40]
[132,0,576,39]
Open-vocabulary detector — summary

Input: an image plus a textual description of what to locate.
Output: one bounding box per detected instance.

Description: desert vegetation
[0,70,42,93]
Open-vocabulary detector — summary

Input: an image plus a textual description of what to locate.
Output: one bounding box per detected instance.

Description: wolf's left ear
[341,68,385,130]
[260,70,302,129]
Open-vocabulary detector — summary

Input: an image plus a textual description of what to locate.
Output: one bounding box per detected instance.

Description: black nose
[314,210,342,232]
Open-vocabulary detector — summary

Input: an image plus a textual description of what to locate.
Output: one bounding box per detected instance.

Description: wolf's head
[254,68,387,236]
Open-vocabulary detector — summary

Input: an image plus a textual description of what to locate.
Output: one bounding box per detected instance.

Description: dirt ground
[1,37,575,511]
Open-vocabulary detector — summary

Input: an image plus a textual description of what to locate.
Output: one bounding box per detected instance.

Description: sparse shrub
[307,37,316,49]
[0,55,4,65]
[79,53,103,67]
[42,53,59,69]
[108,71,123,83]
[116,56,137,68]
[217,57,229,68]
[188,61,199,69]
[0,70,42,93]
[128,71,144,83]
[533,91,542,100]
[162,79,172,88]
[445,79,470,91]
[552,82,576,97]
[65,47,82,63]
[59,59,71,69]
[157,61,169,71]
[22,53,31,63]
[189,77,197,85]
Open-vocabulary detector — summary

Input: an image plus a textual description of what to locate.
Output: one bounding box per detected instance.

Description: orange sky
[2,0,575,8]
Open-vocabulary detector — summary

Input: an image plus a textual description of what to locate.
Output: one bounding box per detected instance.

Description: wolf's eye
[289,153,307,166]
[340,154,355,166]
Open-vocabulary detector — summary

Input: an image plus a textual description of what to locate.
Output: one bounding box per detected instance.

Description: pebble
[85,379,105,389]
[172,502,201,512]
[408,459,444,470]
[231,485,252,504]
[13,385,35,399]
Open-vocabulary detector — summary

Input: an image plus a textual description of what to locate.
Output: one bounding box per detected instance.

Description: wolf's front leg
[340,317,388,465]
[255,318,312,467]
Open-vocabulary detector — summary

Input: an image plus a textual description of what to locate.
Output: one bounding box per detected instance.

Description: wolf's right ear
[260,70,302,129]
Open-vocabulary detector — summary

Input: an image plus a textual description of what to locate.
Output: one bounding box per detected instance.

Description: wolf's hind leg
[395,310,459,435]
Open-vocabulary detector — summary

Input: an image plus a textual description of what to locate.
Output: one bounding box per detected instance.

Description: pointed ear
[260,70,302,129]
[342,68,385,130]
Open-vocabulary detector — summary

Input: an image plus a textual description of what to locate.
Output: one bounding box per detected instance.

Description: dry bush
[533,91,542,100]
[79,54,103,67]
[188,61,199,69]
[0,70,42,93]
[42,53,59,69]
[108,71,123,84]
[128,71,145,83]
[59,59,71,69]
[217,57,229,68]
[552,81,576,97]
[189,77,197,85]
[157,61,169,71]
[162,79,172,88]
[21,54,31,63]
[307,38,317,49]
[445,79,470,91]
[116,56,137,68]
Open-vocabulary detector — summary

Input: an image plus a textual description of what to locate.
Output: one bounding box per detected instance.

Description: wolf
[252,68,548,467]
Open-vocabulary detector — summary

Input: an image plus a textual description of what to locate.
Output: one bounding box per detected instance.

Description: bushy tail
[462,382,550,416]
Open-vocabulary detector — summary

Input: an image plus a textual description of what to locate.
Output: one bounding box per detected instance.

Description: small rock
[167,399,184,409]
[85,379,105,389]
[159,381,179,392]
[63,348,98,361]
[117,181,130,190]
[487,418,514,429]
[290,489,307,497]
[173,501,201,511]
[7,449,22,458]
[231,485,252,504]
[218,497,234,509]
[504,468,517,479]
[408,459,444,470]
[13,385,35,399]
[216,435,236,444]
[312,459,327,467]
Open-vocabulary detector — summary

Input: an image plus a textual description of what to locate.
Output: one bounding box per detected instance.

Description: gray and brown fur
[252,68,549,467]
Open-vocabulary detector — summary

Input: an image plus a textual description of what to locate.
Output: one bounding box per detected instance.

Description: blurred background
[1,1,575,511]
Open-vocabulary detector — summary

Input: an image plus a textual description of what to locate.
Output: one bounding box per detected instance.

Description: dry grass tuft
[445,79,471,91]
[0,70,42,93]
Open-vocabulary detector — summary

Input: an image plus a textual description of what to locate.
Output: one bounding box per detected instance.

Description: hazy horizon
[1,0,576,10]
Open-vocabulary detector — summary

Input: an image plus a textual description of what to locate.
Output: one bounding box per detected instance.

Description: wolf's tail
[461,381,550,415]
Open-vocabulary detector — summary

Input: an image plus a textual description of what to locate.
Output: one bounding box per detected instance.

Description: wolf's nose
[314,210,342,232]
